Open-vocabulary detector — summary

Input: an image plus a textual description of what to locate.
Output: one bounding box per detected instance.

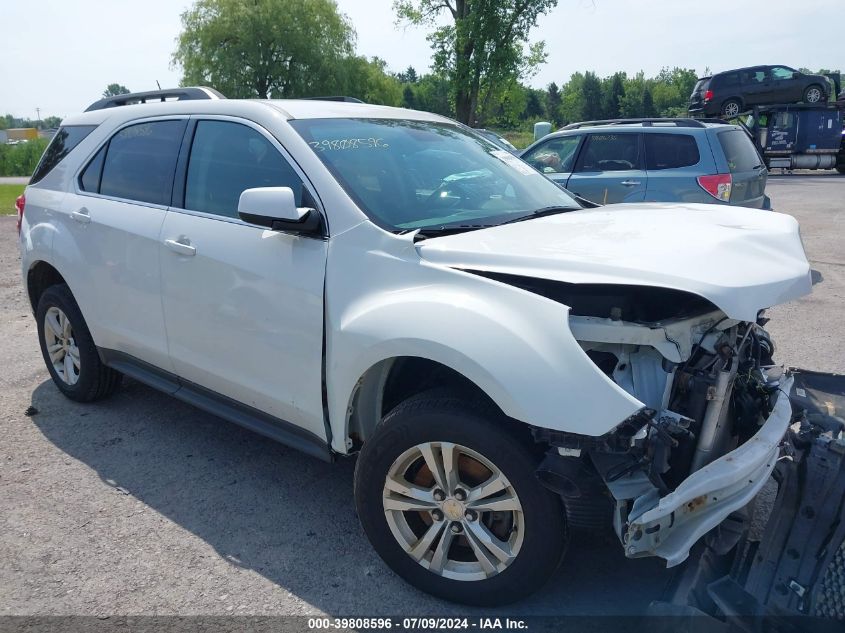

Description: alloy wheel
[806,87,822,103]
[43,306,80,385]
[723,101,740,117]
[382,441,525,582]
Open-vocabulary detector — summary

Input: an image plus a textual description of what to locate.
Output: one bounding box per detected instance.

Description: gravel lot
[1,175,843,617]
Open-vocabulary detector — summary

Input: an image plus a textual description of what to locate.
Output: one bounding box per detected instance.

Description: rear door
[714,128,768,208]
[66,117,187,369]
[642,132,706,202]
[742,67,771,106]
[567,132,647,204]
[158,117,328,440]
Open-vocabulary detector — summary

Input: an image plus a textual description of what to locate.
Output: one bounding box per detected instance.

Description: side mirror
[238,187,321,235]
[792,71,800,79]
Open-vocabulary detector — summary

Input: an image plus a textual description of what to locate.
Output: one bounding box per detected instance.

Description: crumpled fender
[325,222,643,453]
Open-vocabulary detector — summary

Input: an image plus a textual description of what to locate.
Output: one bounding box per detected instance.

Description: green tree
[602,72,625,119]
[397,66,419,83]
[413,73,453,116]
[580,71,603,120]
[173,0,355,98]
[394,0,558,124]
[545,82,562,126]
[641,86,656,118]
[340,56,403,106]
[102,83,130,98]
[402,85,416,109]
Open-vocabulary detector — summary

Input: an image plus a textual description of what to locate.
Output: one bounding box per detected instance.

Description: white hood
[417,203,812,321]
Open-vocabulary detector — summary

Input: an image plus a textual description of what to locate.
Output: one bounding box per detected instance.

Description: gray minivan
[520,119,770,208]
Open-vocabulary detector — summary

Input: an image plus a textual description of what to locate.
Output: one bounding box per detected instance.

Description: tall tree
[172,0,355,98]
[395,0,558,124]
[580,71,603,121]
[545,82,562,126]
[641,86,656,118]
[397,66,419,83]
[602,72,625,119]
[102,83,130,98]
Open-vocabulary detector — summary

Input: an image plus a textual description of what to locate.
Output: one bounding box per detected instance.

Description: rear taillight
[697,174,732,201]
[704,89,713,102]
[15,194,25,235]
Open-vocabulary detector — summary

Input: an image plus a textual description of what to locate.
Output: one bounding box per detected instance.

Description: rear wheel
[36,284,122,402]
[804,84,824,104]
[721,99,742,117]
[354,392,567,605]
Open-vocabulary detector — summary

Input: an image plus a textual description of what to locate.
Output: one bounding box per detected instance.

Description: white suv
[18,89,812,605]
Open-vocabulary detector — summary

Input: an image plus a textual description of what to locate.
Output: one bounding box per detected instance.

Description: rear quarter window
[717,129,763,172]
[644,134,700,170]
[30,125,97,184]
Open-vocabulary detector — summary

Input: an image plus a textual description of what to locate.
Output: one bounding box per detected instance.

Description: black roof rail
[84,87,226,112]
[298,96,365,103]
[561,117,708,130]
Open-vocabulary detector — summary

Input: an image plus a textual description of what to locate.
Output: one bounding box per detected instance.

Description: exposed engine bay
[534,304,791,567]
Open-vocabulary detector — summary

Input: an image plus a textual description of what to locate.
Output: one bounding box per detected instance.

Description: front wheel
[354,392,567,605]
[804,84,824,104]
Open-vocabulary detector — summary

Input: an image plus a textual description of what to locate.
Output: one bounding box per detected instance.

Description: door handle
[164,238,196,256]
[620,180,641,186]
[71,208,91,224]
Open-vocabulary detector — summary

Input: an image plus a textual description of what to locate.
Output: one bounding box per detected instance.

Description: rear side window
[98,120,186,205]
[30,125,96,184]
[644,134,700,170]
[718,130,762,172]
[184,120,303,218]
[575,133,641,172]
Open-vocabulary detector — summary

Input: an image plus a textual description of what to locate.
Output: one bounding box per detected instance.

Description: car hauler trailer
[745,104,843,171]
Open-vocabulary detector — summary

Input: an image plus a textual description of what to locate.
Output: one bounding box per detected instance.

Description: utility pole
[35,107,41,129]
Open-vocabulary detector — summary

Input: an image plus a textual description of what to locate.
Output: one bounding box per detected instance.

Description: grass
[0,184,25,215]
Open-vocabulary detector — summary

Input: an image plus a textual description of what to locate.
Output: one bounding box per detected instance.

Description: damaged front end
[532,286,793,568]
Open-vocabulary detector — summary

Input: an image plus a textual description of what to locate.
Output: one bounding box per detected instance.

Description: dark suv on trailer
[689,65,831,117]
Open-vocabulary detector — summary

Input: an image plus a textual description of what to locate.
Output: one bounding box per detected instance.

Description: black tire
[803,84,825,104]
[721,98,742,118]
[354,391,567,605]
[836,165,845,175]
[36,284,122,402]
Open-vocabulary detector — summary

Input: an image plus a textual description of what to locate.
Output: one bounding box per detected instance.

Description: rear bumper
[624,374,793,567]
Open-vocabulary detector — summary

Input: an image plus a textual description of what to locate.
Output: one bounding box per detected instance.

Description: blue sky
[2,0,843,117]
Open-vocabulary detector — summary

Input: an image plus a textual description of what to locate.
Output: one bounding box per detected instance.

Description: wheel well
[27,262,66,312]
[346,357,504,450]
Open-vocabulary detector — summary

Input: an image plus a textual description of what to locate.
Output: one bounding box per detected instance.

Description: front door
[159,118,328,440]
[567,132,647,204]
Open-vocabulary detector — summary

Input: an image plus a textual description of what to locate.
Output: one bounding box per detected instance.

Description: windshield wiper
[407,224,491,241]
[497,205,578,225]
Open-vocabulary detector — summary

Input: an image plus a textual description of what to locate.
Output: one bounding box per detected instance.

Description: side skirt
[98,348,333,463]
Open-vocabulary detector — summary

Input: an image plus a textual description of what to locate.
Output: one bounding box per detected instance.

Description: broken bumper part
[625,375,794,567]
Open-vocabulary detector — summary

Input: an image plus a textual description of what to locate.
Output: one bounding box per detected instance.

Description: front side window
[31,125,97,184]
[184,120,303,218]
[644,134,700,170]
[574,133,641,172]
[770,66,795,80]
[522,136,581,173]
[99,120,186,205]
[291,118,578,231]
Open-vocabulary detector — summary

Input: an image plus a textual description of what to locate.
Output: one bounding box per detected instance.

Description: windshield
[290,118,579,231]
